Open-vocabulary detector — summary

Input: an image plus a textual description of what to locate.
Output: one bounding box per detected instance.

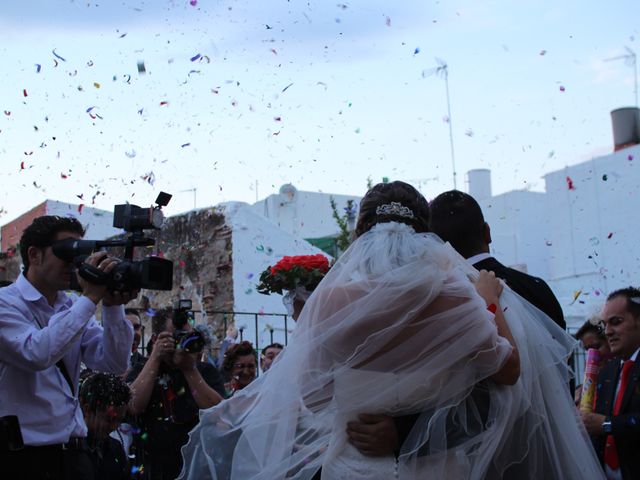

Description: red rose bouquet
[257,254,330,295]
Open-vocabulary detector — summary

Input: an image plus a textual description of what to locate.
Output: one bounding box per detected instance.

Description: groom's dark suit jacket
[592,357,640,480]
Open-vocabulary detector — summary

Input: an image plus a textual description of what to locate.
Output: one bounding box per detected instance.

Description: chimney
[611,107,640,151]
[466,169,492,202]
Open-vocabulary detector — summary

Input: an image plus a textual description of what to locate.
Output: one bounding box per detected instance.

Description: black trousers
[2,445,95,480]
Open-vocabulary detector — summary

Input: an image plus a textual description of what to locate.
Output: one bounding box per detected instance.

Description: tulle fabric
[179,222,604,479]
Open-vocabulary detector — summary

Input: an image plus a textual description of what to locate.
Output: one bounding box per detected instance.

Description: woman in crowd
[180,181,603,479]
[221,341,258,397]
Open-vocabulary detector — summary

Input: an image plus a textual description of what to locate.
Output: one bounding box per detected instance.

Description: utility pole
[179,188,197,209]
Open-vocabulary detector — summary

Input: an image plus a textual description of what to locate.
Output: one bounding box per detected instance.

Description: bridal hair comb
[375,202,415,219]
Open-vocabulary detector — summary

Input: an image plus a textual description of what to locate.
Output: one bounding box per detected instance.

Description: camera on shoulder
[52,192,173,292]
[172,299,205,354]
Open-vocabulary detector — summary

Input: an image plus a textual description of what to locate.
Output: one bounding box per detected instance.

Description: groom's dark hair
[355,181,430,238]
[428,190,486,259]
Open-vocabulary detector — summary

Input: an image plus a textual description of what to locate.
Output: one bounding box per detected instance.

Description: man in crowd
[260,342,284,372]
[342,190,566,460]
[79,372,132,480]
[582,287,640,480]
[0,215,134,479]
[125,308,146,369]
[127,306,225,479]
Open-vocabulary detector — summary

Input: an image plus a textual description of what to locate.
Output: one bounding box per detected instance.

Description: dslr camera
[52,192,174,291]
[172,299,205,354]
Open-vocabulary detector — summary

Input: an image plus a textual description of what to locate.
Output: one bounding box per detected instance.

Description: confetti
[78,204,84,214]
[385,16,391,27]
[137,61,146,74]
[52,48,67,62]
[602,174,608,181]
[628,154,634,161]
[566,176,575,190]
[190,53,202,62]
[282,83,294,93]
[160,101,169,106]
[559,85,565,92]
[23,89,28,97]
[35,64,41,73]
[181,143,191,148]
[93,82,101,89]
[607,232,613,239]
[413,47,421,55]
[539,50,547,56]
[190,0,198,5]
[570,289,582,305]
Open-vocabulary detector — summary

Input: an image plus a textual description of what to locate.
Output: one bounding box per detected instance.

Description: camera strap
[32,315,76,396]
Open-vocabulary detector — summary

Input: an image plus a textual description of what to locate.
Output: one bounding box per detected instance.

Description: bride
[180,181,604,479]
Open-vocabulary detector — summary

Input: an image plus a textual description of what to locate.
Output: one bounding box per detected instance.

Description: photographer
[127,306,225,480]
[0,215,135,480]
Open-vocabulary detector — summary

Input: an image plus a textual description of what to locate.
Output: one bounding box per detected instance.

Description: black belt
[25,437,88,451]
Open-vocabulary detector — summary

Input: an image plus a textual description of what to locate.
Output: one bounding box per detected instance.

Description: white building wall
[543,145,640,326]
[249,186,361,239]
[45,200,121,240]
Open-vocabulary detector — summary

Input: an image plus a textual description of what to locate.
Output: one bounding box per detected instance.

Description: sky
[0,0,638,223]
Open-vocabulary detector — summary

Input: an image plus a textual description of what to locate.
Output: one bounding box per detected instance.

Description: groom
[344,189,566,459]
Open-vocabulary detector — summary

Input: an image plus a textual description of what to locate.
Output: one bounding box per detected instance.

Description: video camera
[52,192,174,291]
[172,299,205,354]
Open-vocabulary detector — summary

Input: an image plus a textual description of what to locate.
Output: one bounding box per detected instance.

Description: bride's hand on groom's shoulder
[474,270,503,306]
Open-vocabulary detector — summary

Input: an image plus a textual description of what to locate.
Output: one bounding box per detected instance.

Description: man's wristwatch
[602,417,612,434]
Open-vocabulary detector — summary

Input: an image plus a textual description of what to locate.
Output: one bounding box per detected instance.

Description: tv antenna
[423,58,458,190]
[604,46,638,106]
[179,187,197,210]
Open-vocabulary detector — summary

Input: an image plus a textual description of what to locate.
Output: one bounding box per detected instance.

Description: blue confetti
[52,49,67,62]
[190,53,202,62]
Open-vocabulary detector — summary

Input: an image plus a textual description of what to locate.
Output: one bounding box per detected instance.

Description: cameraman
[127,306,225,479]
[0,216,135,480]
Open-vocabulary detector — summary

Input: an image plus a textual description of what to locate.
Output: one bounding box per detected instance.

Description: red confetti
[20,161,25,170]
[270,48,278,55]
[179,260,186,268]
[60,173,68,179]
[23,89,28,97]
[566,176,575,190]
[160,101,169,106]
[607,232,613,239]
[78,204,84,214]
[190,0,197,5]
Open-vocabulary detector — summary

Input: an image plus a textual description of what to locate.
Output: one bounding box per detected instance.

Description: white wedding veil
[179,222,603,479]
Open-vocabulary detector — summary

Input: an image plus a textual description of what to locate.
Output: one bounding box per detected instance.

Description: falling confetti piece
[607,232,613,239]
[385,16,391,27]
[246,273,254,279]
[23,89,28,97]
[190,53,202,62]
[35,64,41,73]
[570,289,582,305]
[124,74,131,84]
[545,240,552,246]
[282,83,294,93]
[539,50,547,56]
[181,143,191,148]
[566,176,575,190]
[548,150,555,158]
[628,154,634,161]
[93,82,100,89]
[602,174,608,181]
[137,61,146,74]
[559,85,565,92]
[413,47,421,55]
[274,116,282,122]
[52,48,67,62]
[256,245,265,252]
[160,101,169,106]
[190,0,198,5]
[60,172,68,179]
[86,106,96,113]
[270,48,278,55]
[78,204,84,214]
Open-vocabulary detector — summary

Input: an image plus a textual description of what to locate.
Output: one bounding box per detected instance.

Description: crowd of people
[0,182,638,479]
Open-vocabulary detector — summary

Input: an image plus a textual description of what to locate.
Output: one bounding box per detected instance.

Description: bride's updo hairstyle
[355,181,430,238]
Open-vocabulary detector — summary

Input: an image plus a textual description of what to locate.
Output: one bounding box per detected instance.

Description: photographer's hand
[103,288,140,307]
[173,348,197,372]
[78,252,112,304]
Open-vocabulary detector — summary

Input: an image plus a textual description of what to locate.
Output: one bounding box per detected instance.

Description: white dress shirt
[0,273,133,446]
